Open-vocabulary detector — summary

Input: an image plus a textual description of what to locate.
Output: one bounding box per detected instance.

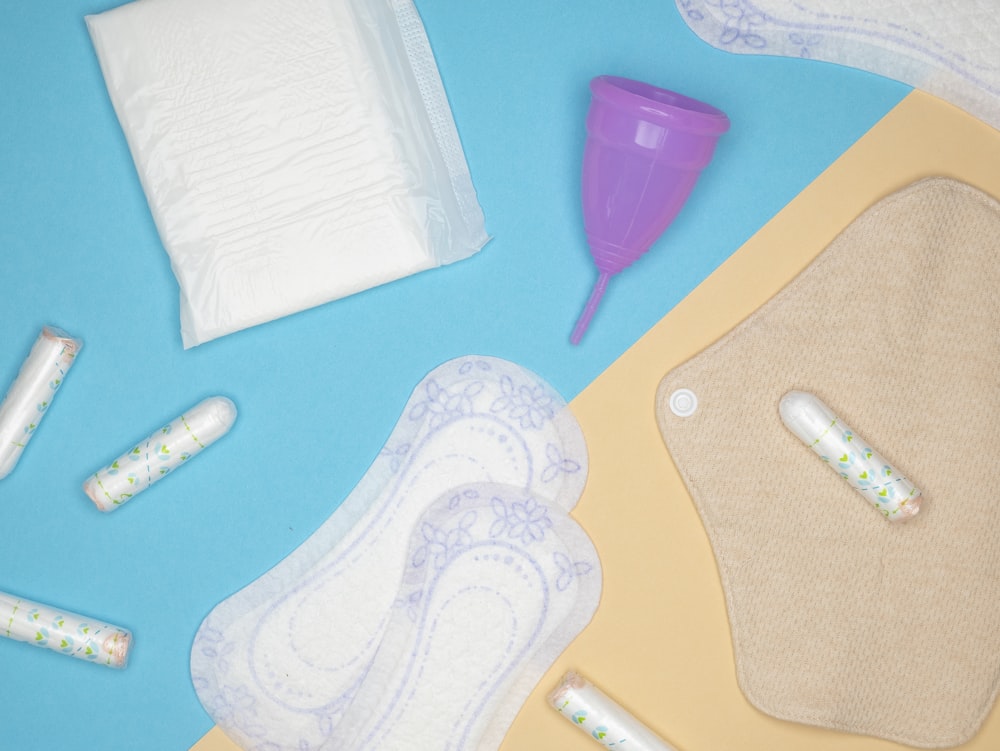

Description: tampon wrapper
[0,326,81,480]
[779,391,921,521]
[0,590,131,669]
[548,671,678,751]
[83,396,237,512]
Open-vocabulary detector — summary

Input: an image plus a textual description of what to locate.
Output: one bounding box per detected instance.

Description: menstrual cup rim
[590,75,730,134]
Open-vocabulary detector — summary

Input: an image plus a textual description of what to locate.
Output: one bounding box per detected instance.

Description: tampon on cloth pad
[779,390,921,521]
[322,484,600,751]
[86,0,488,348]
[0,327,81,480]
[675,0,1000,131]
[656,178,1000,747]
[191,356,590,751]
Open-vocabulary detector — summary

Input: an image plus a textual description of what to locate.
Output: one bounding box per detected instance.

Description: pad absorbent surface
[656,178,1000,747]
[191,356,600,751]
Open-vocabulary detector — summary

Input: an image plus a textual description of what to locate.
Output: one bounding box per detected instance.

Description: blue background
[0,0,906,748]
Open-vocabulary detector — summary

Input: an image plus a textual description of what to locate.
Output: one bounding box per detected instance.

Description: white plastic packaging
[0,327,81,480]
[84,396,237,512]
[779,391,921,521]
[86,0,488,347]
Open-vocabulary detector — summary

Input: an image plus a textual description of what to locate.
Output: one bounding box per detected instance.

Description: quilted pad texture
[657,178,1000,747]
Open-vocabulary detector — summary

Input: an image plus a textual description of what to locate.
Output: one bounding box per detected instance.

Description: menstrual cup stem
[570,273,611,345]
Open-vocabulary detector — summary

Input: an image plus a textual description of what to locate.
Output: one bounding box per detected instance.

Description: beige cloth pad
[655,177,1000,748]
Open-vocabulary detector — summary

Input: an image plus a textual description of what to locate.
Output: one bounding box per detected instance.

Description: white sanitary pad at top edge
[676,0,1000,131]
[87,0,488,347]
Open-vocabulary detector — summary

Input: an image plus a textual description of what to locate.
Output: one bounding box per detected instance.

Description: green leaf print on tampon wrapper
[0,326,82,480]
[779,391,921,521]
[83,396,237,512]
[0,589,131,668]
[548,671,679,750]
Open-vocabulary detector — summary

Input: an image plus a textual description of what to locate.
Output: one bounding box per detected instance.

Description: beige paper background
[191,90,1000,751]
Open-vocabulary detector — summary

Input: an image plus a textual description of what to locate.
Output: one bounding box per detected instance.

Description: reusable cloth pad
[191,356,592,751]
[675,0,1000,131]
[321,483,601,751]
[655,178,1000,747]
[87,0,487,347]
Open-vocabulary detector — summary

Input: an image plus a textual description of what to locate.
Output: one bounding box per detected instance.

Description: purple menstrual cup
[570,76,730,344]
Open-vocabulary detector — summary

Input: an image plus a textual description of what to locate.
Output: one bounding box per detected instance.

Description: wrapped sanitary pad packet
[87,0,488,347]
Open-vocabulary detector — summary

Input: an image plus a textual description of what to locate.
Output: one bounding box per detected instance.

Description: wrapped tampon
[779,391,921,521]
[548,671,678,751]
[0,326,81,480]
[83,396,237,512]
[0,589,131,668]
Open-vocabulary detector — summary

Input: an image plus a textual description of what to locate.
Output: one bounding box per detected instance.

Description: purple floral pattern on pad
[189,356,589,751]
[675,0,1000,125]
[319,484,602,751]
